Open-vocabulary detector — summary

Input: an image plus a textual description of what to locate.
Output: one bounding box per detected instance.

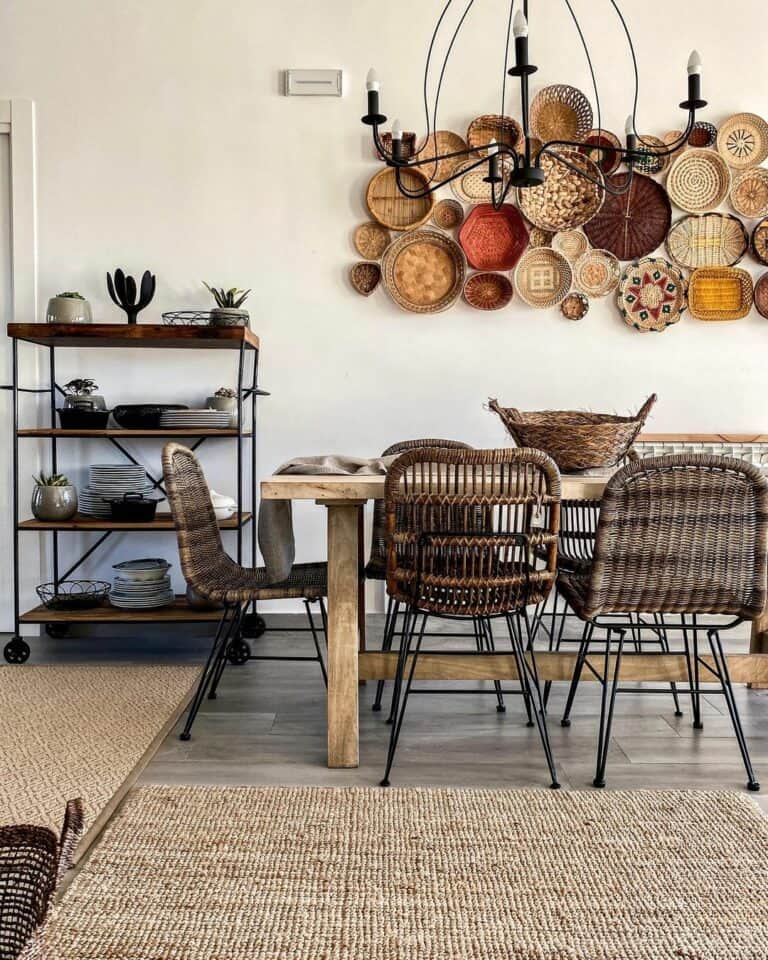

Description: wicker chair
[0,799,83,960]
[556,454,768,790]
[162,443,328,741]
[380,446,562,788]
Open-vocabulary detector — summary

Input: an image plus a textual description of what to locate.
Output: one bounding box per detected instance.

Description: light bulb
[366,68,380,92]
[687,50,702,75]
[488,137,499,155]
[391,119,403,140]
[625,115,635,136]
[513,9,528,38]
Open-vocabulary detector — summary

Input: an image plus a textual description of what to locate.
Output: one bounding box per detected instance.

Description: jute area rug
[49,785,768,959]
[0,665,198,854]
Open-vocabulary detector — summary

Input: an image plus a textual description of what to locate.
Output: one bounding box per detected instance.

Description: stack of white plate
[109,558,174,609]
[80,464,156,518]
[159,409,231,429]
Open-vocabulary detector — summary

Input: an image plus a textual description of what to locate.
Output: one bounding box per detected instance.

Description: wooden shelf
[7,323,259,350]
[20,596,224,624]
[18,512,251,531]
[18,428,251,438]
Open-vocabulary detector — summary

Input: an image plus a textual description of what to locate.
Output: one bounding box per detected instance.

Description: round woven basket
[617,257,687,333]
[583,173,671,261]
[578,129,622,175]
[353,221,390,260]
[666,149,731,214]
[517,149,604,231]
[717,113,768,169]
[687,266,753,321]
[416,130,469,182]
[573,248,621,298]
[432,199,465,231]
[463,272,514,311]
[751,218,768,266]
[634,135,669,176]
[730,167,768,219]
[466,114,522,157]
[514,247,572,309]
[530,85,592,143]
[450,159,498,204]
[380,230,465,314]
[527,226,554,248]
[560,292,589,321]
[662,130,688,161]
[687,122,718,149]
[552,229,589,262]
[754,273,768,319]
[349,262,381,296]
[459,204,529,271]
[665,213,749,270]
[366,167,434,230]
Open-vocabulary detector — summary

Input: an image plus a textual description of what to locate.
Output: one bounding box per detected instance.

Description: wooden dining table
[261,471,768,768]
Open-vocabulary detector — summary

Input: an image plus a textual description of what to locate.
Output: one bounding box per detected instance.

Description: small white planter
[46,296,92,324]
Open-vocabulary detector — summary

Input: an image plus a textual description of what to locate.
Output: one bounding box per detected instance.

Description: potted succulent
[31,472,78,521]
[46,291,92,324]
[205,386,238,426]
[62,378,106,410]
[203,283,251,327]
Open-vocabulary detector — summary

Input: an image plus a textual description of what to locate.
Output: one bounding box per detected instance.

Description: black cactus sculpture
[106,268,156,324]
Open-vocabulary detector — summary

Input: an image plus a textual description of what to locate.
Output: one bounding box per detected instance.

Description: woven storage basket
[366,167,434,230]
[754,273,768,320]
[514,247,572,309]
[617,257,687,333]
[560,292,589,321]
[552,229,589,262]
[530,85,592,143]
[458,203,529,271]
[528,226,554,248]
[688,267,753,321]
[717,113,768,168]
[730,167,768,219]
[417,130,468,182]
[467,114,522,157]
[688,121,718,149]
[349,261,381,296]
[353,221,390,260]
[431,199,464,230]
[634,135,669,175]
[463,272,514,311]
[450,159,498,204]
[573,248,621,298]
[665,213,749,269]
[380,229,465,313]
[517,149,604,231]
[666,149,731,214]
[583,173,671,261]
[578,129,622,175]
[751,218,768,266]
[487,394,656,471]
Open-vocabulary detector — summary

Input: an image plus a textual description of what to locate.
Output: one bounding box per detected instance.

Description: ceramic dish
[112,558,172,582]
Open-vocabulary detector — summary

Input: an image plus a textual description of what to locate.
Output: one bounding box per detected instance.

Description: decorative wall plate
[583,173,671,261]
[349,262,381,296]
[458,203,529,271]
[417,130,469,182]
[754,273,768,319]
[530,84,592,143]
[552,229,589,262]
[366,167,434,230]
[467,114,522,156]
[730,167,768,219]
[687,267,753,321]
[450,159,498,203]
[517,149,604,231]
[665,213,749,269]
[666,149,731,214]
[687,121,717,149]
[514,248,572,308]
[634,135,669,175]
[380,230,466,313]
[578,129,622,175]
[751,218,768,266]
[617,258,686,332]
[463,272,514,311]
[573,248,621,298]
[560,292,589,320]
[353,221,390,260]
[716,113,768,168]
[432,199,464,230]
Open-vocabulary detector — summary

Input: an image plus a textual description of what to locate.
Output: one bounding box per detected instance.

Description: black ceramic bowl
[110,492,163,522]
[57,407,110,430]
[112,403,188,430]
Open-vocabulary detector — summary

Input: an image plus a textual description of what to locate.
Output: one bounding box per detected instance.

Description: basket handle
[635,393,657,424]
[487,398,522,422]
[57,797,84,882]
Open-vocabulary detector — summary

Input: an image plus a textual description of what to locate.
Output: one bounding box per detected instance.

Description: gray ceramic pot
[46,296,92,324]
[205,395,238,426]
[31,485,78,521]
[210,308,249,328]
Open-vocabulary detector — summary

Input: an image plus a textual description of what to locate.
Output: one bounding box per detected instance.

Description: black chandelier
[362,0,707,208]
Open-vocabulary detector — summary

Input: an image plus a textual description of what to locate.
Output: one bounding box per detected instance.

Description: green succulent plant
[33,472,71,487]
[214,387,237,398]
[56,291,85,299]
[63,378,99,396]
[203,283,251,309]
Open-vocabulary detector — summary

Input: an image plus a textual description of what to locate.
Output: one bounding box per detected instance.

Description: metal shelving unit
[4,322,267,662]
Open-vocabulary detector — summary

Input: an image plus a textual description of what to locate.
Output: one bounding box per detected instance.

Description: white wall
[1,0,767,612]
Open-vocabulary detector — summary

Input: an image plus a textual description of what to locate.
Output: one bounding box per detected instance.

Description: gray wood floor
[16,614,768,812]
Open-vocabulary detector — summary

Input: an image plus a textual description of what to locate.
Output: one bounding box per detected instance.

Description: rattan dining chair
[556,454,768,790]
[0,798,83,960]
[380,446,562,788]
[162,443,328,741]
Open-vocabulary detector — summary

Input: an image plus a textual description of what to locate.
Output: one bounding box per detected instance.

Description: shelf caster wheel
[4,638,30,664]
[226,639,251,665]
[241,613,266,639]
[45,623,69,638]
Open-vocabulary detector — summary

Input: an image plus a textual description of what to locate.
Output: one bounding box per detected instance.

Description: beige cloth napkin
[258,454,396,582]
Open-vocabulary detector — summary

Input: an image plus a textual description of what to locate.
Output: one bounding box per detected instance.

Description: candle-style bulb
[366,68,380,91]
[488,137,498,155]
[625,114,635,135]
[391,119,403,140]
[513,9,528,38]
[687,50,702,75]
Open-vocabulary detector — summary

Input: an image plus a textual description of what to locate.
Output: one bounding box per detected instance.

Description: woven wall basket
[487,395,656,471]
[751,218,768,266]
[349,262,381,296]
[366,167,434,230]
[754,273,768,320]
[560,292,589,321]
[730,167,768,219]
[514,247,572,309]
[662,129,688,161]
[417,130,468,182]
[573,248,621,298]
[578,129,622,175]
[617,258,687,333]
[665,213,749,270]
[530,84,593,143]
[634,135,669,176]
[450,159,498,204]
[467,114,522,157]
[716,113,768,169]
[380,229,465,313]
[517,149,604,231]
[687,267,753,321]
[583,173,671,261]
[459,203,529,271]
[528,226,554,248]
[431,199,464,230]
[552,229,589,262]
[666,149,731,214]
[687,121,718,149]
[463,272,514,311]
[353,221,390,260]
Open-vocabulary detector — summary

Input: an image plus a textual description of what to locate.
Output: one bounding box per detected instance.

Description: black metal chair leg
[682,614,703,729]
[373,596,397,712]
[380,610,427,787]
[515,612,536,726]
[208,603,245,700]
[593,628,626,788]
[483,618,506,714]
[708,629,760,792]
[304,599,327,687]
[655,613,683,717]
[561,621,593,727]
[179,605,237,741]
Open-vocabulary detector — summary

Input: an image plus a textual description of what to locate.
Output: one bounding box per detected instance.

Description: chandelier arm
[537,145,638,198]
[500,0,516,117]
[416,0,456,159]
[607,0,642,136]
[560,0,602,134]
[393,155,491,200]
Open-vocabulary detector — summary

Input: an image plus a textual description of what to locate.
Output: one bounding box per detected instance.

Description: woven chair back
[384,447,561,616]
[584,454,768,619]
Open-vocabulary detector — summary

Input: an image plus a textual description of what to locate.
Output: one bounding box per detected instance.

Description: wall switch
[284,69,343,97]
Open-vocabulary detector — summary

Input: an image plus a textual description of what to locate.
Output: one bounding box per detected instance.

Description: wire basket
[36,580,111,611]
[162,311,212,326]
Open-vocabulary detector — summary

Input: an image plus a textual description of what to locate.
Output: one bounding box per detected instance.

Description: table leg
[324,502,362,767]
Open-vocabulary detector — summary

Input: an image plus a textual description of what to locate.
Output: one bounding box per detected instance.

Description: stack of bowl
[109,558,174,609]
